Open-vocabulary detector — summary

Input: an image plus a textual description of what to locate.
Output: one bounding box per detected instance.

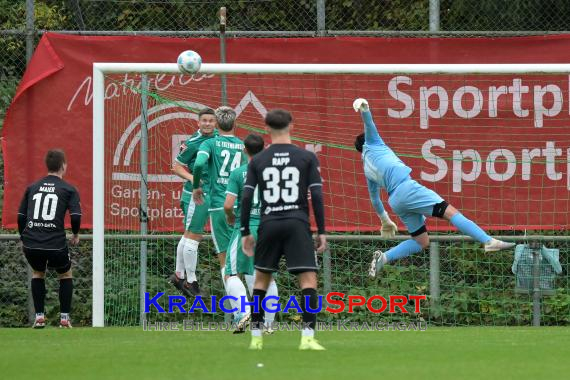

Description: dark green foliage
[321,238,569,326]
[1,237,567,327]
[0,241,30,327]
[441,0,570,31]
[326,0,429,30]
[0,240,92,327]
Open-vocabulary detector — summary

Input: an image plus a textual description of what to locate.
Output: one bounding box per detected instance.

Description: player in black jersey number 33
[18,149,81,328]
[241,109,327,351]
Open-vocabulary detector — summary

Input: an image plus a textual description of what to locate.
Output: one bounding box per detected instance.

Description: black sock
[59,278,73,314]
[301,288,318,330]
[251,288,266,330]
[31,278,46,314]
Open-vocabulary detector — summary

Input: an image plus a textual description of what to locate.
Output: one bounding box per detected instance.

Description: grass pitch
[1,327,569,380]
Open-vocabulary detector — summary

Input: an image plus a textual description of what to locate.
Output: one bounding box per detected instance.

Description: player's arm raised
[308,153,327,253]
[367,178,397,238]
[353,98,384,146]
[240,161,258,257]
[191,141,210,205]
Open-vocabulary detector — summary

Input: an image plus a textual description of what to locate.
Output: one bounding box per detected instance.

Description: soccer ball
[177,50,202,73]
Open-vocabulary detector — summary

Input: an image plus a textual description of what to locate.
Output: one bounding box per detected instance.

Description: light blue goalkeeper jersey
[361,110,412,216]
[361,110,412,193]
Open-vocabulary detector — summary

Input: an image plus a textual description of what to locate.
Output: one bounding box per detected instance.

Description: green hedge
[1,237,568,327]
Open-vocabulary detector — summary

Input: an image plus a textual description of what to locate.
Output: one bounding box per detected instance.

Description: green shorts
[181,194,210,234]
[225,223,259,276]
[209,209,233,254]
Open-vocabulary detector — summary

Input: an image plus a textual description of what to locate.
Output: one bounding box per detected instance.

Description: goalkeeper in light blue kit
[352,98,515,277]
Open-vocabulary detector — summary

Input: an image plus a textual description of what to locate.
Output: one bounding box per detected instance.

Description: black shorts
[254,219,318,274]
[24,247,71,274]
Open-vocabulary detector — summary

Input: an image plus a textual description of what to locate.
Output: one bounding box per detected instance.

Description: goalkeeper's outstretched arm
[353,98,385,146]
[367,178,385,216]
[367,178,398,238]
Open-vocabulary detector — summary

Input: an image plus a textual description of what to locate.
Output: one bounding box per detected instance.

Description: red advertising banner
[3,33,570,232]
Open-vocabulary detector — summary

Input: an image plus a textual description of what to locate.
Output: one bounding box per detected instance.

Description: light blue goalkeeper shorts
[388,179,444,234]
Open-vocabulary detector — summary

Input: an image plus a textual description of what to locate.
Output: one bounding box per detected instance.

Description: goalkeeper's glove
[353,98,369,112]
[380,211,398,238]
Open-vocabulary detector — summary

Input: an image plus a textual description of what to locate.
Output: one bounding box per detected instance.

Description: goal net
[93,63,570,327]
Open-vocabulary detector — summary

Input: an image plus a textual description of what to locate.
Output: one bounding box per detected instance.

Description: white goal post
[92,62,570,327]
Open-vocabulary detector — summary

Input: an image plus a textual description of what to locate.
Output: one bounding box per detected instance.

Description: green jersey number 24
[220,150,242,177]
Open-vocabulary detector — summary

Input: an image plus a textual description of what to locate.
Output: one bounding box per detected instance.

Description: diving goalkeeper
[352,98,515,278]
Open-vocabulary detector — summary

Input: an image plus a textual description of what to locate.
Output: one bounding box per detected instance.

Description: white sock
[36,313,44,318]
[175,237,186,279]
[220,267,228,293]
[244,274,254,297]
[61,313,70,321]
[265,279,278,326]
[226,276,250,315]
[251,329,262,337]
[183,239,199,283]
[302,328,314,337]
[224,277,237,312]
[382,253,388,264]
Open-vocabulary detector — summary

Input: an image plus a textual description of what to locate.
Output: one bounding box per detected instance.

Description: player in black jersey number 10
[17,150,81,328]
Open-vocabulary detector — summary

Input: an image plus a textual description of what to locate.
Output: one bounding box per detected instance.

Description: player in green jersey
[192,106,247,290]
[171,107,217,296]
[223,134,279,334]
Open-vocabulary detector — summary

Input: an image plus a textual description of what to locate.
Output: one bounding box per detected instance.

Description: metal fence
[2,234,569,327]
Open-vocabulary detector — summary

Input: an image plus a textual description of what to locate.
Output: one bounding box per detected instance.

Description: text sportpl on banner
[4,33,570,231]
